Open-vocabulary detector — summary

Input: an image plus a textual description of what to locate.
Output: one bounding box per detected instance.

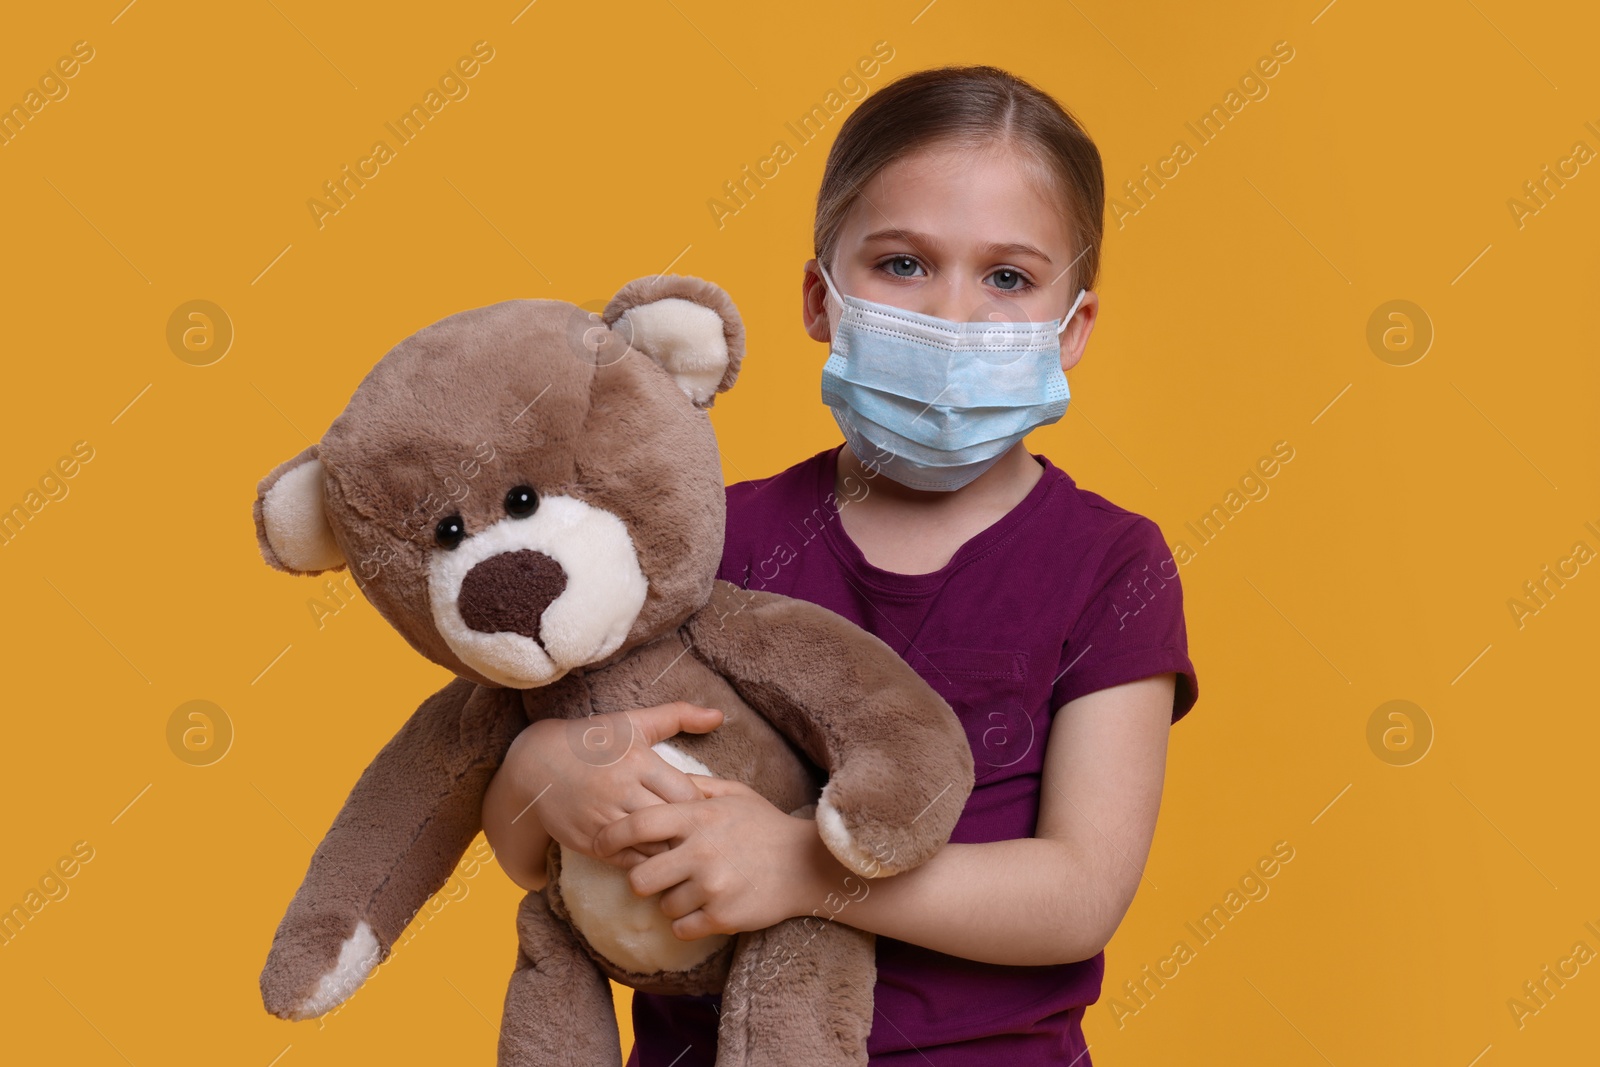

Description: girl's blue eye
[885,255,922,277]
[989,268,1029,291]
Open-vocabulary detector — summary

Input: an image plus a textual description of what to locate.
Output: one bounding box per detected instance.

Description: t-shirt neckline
[815,442,1064,596]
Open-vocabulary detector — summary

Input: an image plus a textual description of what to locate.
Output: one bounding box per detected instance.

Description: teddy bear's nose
[457,550,569,644]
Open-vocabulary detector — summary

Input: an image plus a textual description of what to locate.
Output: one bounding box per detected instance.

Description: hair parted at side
[814,64,1106,295]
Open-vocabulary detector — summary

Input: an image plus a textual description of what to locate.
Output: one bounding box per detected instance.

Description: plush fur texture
[252,275,975,1066]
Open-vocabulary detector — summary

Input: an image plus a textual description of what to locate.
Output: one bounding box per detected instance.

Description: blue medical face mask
[817,260,1088,492]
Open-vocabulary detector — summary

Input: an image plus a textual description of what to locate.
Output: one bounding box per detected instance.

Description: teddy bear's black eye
[505,485,539,519]
[435,514,467,549]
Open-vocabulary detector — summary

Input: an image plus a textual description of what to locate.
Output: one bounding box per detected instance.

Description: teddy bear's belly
[551,738,736,977]
[555,844,732,975]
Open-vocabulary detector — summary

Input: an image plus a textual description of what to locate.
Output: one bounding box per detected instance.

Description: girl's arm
[805,672,1175,966]
[597,672,1175,967]
[481,723,557,892]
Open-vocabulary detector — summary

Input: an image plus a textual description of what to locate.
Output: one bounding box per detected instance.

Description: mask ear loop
[1055,288,1089,336]
[817,260,846,315]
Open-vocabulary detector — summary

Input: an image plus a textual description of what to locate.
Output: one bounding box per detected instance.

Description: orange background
[2,1,1597,1063]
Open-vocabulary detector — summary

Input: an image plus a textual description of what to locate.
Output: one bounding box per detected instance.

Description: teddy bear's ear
[601,274,745,408]
[252,443,347,575]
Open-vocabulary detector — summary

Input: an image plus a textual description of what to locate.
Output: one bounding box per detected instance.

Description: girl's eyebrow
[859,227,1054,265]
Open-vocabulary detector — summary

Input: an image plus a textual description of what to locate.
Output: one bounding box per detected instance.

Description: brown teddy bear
[251,274,975,1066]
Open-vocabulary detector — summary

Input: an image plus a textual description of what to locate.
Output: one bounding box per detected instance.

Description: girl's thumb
[637,701,724,744]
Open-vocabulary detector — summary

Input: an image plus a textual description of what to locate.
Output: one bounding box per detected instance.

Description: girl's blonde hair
[814,64,1105,295]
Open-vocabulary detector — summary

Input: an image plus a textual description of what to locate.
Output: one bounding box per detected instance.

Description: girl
[482,64,1199,1065]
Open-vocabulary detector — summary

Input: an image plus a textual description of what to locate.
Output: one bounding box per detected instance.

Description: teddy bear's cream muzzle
[426,494,648,688]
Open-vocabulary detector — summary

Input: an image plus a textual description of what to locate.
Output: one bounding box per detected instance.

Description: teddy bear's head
[251,275,745,690]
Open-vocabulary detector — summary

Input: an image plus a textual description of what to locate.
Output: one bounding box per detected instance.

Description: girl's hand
[591,775,844,940]
[483,702,725,887]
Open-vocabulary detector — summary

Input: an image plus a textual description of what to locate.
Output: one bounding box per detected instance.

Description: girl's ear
[801,259,834,344]
[253,443,347,575]
[602,274,745,408]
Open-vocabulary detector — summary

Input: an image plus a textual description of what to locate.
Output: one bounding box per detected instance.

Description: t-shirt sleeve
[1051,516,1199,724]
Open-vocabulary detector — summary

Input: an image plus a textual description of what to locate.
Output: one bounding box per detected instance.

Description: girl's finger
[590,811,641,857]
[671,909,714,942]
[627,844,694,898]
[657,877,709,921]
[686,773,754,798]
[606,846,651,869]
[625,783,672,815]
[593,803,686,857]
[641,760,703,805]
[599,839,670,870]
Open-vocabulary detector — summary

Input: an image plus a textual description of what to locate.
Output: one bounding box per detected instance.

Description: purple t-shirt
[627,443,1199,1066]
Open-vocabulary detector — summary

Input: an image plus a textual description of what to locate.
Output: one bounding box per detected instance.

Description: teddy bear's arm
[684,581,975,881]
[259,677,526,1021]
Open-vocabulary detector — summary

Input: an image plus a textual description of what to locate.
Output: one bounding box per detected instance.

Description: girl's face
[803,139,1097,374]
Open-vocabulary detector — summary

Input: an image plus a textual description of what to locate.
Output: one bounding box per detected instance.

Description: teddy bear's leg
[498,889,622,1067]
[713,914,877,1067]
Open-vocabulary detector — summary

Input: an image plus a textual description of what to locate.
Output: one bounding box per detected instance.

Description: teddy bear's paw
[815,763,971,880]
[816,792,899,880]
[261,918,383,1020]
